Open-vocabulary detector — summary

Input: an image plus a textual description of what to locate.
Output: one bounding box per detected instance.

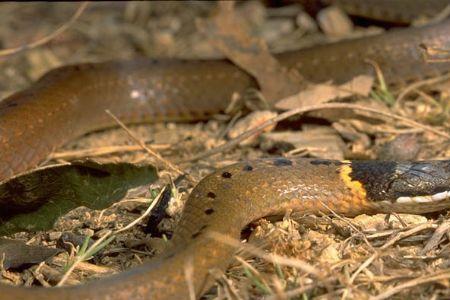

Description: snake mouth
[395,190,450,204]
[373,191,450,214]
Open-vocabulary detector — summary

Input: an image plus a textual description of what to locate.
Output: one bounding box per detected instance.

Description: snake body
[2,1,450,299]
[2,14,450,181]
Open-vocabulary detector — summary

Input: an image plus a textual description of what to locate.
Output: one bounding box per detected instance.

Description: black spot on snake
[204,208,214,215]
[191,231,201,239]
[310,159,333,166]
[207,192,216,199]
[191,225,209,239]
[222,172,232,178]
[243,165,253,171]
[311,159,344,167]
[273,158,293,166]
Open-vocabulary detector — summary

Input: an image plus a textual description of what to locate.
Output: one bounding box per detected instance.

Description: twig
[113,189,164,235]
[342,222,439,298]
[105,110,187,178]
[57,186,166,286]
[339,221,439,300]
[207,231,323,279]
[0,2,89,57]
[235,256,273,295]
[50,144,170,160]
[390,213,408,228]
[420,220,450,255]
[348,253,377,286]
[57,233,114,286]
[318,200,374,251]
[212,270,242,300]
[216,111,242,141]
[263,284,317,300]
[380,222,437,250]
[395,73,450,106]
[371,271,450,300]
[182,103,450,163]
[317,201,376,300]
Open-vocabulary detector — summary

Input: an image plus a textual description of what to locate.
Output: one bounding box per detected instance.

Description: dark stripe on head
[350,160,450,202]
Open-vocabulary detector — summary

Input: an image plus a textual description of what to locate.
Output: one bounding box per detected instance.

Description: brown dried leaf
[0,238,61,269]
[351,214,427,232]
[227,110,278,145]
[196,2,302,103]
[276,75,374,109]
[317,5,353,37]
[332,121,372,157]
[260,126,345,159]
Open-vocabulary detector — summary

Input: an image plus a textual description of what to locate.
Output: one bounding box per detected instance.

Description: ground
[1,2,450,299]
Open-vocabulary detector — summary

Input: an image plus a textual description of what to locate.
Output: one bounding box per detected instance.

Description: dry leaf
[317,5,353,37]
[260,126,345,159]
[276,75,374,109]
[197,2,302,103]
[228,110,278,145]
[0,238,61,269]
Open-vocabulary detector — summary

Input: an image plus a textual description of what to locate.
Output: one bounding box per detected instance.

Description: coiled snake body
[2,1,450,299]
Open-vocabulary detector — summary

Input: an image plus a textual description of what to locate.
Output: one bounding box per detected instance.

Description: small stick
[395,73,450,105]
[318,200,374,251]
[50,144,170,160]
[182,103,450,163]
[106,110,186,177]
[371,271,450,300]
[0,2,89,57]
[420,220,450,255]
[57,187,166,286]
[380,222,437,250]
[208,231,323,279]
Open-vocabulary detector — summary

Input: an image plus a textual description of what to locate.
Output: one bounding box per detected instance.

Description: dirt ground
[1,2,450,299]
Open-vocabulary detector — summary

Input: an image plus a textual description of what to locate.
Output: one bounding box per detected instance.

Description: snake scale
[2,1,450,299]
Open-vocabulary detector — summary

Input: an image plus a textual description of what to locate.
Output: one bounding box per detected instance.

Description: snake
[2,1,450,299]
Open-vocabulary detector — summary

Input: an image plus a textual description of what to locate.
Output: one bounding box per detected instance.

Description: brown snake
[1,1,450,299]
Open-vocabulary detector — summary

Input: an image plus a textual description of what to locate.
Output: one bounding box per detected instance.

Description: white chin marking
[432,191,450,201]
[396,197,412,204]
[396,191,450,204]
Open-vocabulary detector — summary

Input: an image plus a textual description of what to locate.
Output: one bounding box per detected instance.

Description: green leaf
[243,267,272,295]
[0,160,158,235]
[79,235,91,255]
